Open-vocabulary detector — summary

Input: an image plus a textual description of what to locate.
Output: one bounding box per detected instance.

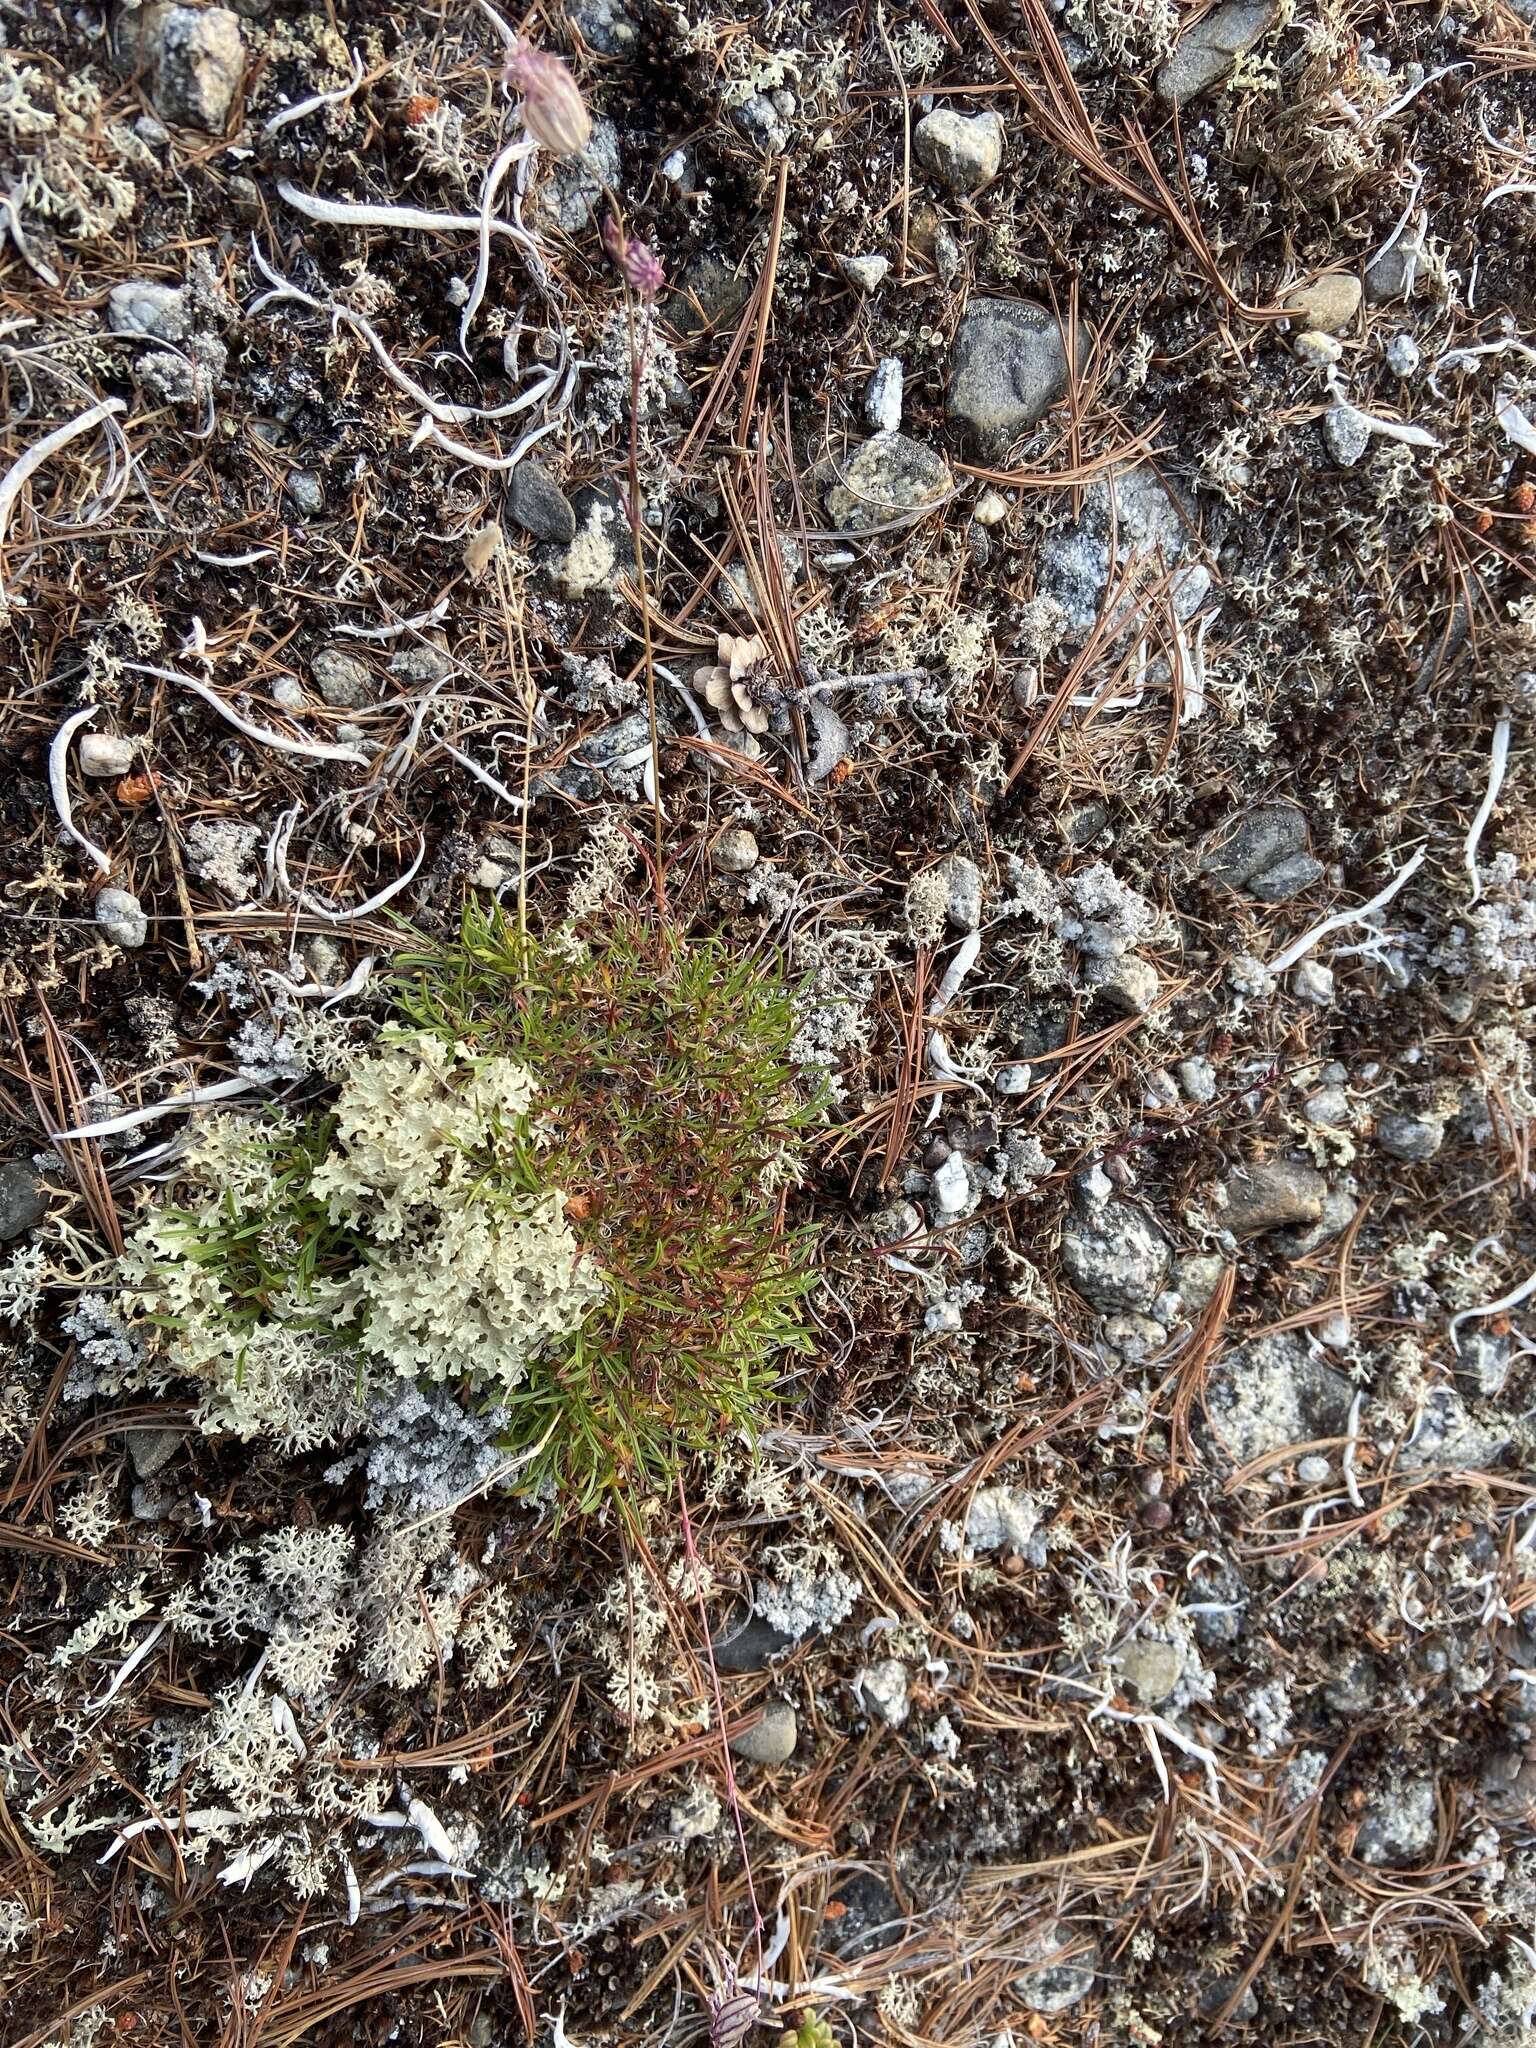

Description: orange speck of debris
[115,770,159,804]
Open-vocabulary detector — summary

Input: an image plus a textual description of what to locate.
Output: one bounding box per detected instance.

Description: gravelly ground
[3,3,1536,2044]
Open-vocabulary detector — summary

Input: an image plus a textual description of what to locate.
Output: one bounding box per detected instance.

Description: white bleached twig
[124,662,370,767]
[930,931,981,1018]
[1449,1267,1536,1355]
[1268,847,1428,975]
[0,396,126,610]
[1,395,128,606]
[1496,392,1536,457]
[320,955,376,1009]
[407,410,566,471]
[438,740,527,810]
[193,546,276,567]
[49,708,112,874]
[1341,1391,1365,1511]
[1325,383,1441,451]
[277,180,534,246]
[250,247,566,428]
[50,1075,256,1143]
[299,833,427,924]
[85,1619,168,1712]
[217,1839,283,1888]
[261,47,365,134]
[1466,711,1512,904]
[461,137,534,351]
[332,598,451,641]
[407,1797,458,1864]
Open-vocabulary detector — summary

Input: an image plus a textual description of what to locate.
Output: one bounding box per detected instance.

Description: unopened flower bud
[503,41,591,157]
[601,215,665,300]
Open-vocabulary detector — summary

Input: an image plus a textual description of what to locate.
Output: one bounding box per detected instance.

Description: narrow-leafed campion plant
[114,912,819,1511]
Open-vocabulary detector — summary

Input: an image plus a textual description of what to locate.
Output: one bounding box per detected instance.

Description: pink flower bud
[602,216,665,300]
[503,41,591,157]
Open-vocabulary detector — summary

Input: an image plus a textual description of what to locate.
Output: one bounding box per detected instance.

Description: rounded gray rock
[95,888,148,949]
[729,1700,798,1765]
[913,108,1004,194]
[1375,1112,1444,1163]
[935,851,983,931]
[79,734,135,778]
[947,299,1087,456]
[1215,1159,1326,1239]
[1060,1200,1170,1312]
[310,647,373,708]
[1015,1928,1098,2014]
[285,470,325,518]
[712,826,759,875]
[107,281,190,343]
[124,6,247,133]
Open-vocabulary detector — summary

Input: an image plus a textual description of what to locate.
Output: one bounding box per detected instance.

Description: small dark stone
[0,1160,47,1243]
[1216,1159,1326,1239]
[507,460,577,545]
[712,1607,796,1673]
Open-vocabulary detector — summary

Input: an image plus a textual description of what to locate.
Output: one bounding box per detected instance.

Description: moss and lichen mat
[114,913,818,1511]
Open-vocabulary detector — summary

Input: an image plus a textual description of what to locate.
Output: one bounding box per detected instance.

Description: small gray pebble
[285,470,325,517]
[729,1699,798,1765]
[96,888,148,949]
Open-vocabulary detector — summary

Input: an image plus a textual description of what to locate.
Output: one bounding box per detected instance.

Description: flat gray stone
[129,1428,184,1480]
[1245,851,1324,902]
[285,471,324,518]
[1364,229,1424,305]
[1199,805,1309,890]
[1113,1638,1184,1705]
[712,1609,796,1673]
[539,118,621,232]
[1397,1387,1509,1474]
[107,281,190,343]
[1156,1,1278,107]
[95,888,148,949]
[1088,955,1160,1015]
[1356,1776,1437,1866]
[947,299,1087,456]
[1375,1112,1444,1163]
[311,647,373,708]
[1015,1928,1098,2014]
[824,433,951,533]
[935,852,983,931]
[1205,1333,1353,1466]
[1215,1159,1326,1239]
[1039,466,1210,643]
[1272,1187,1357,1259]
